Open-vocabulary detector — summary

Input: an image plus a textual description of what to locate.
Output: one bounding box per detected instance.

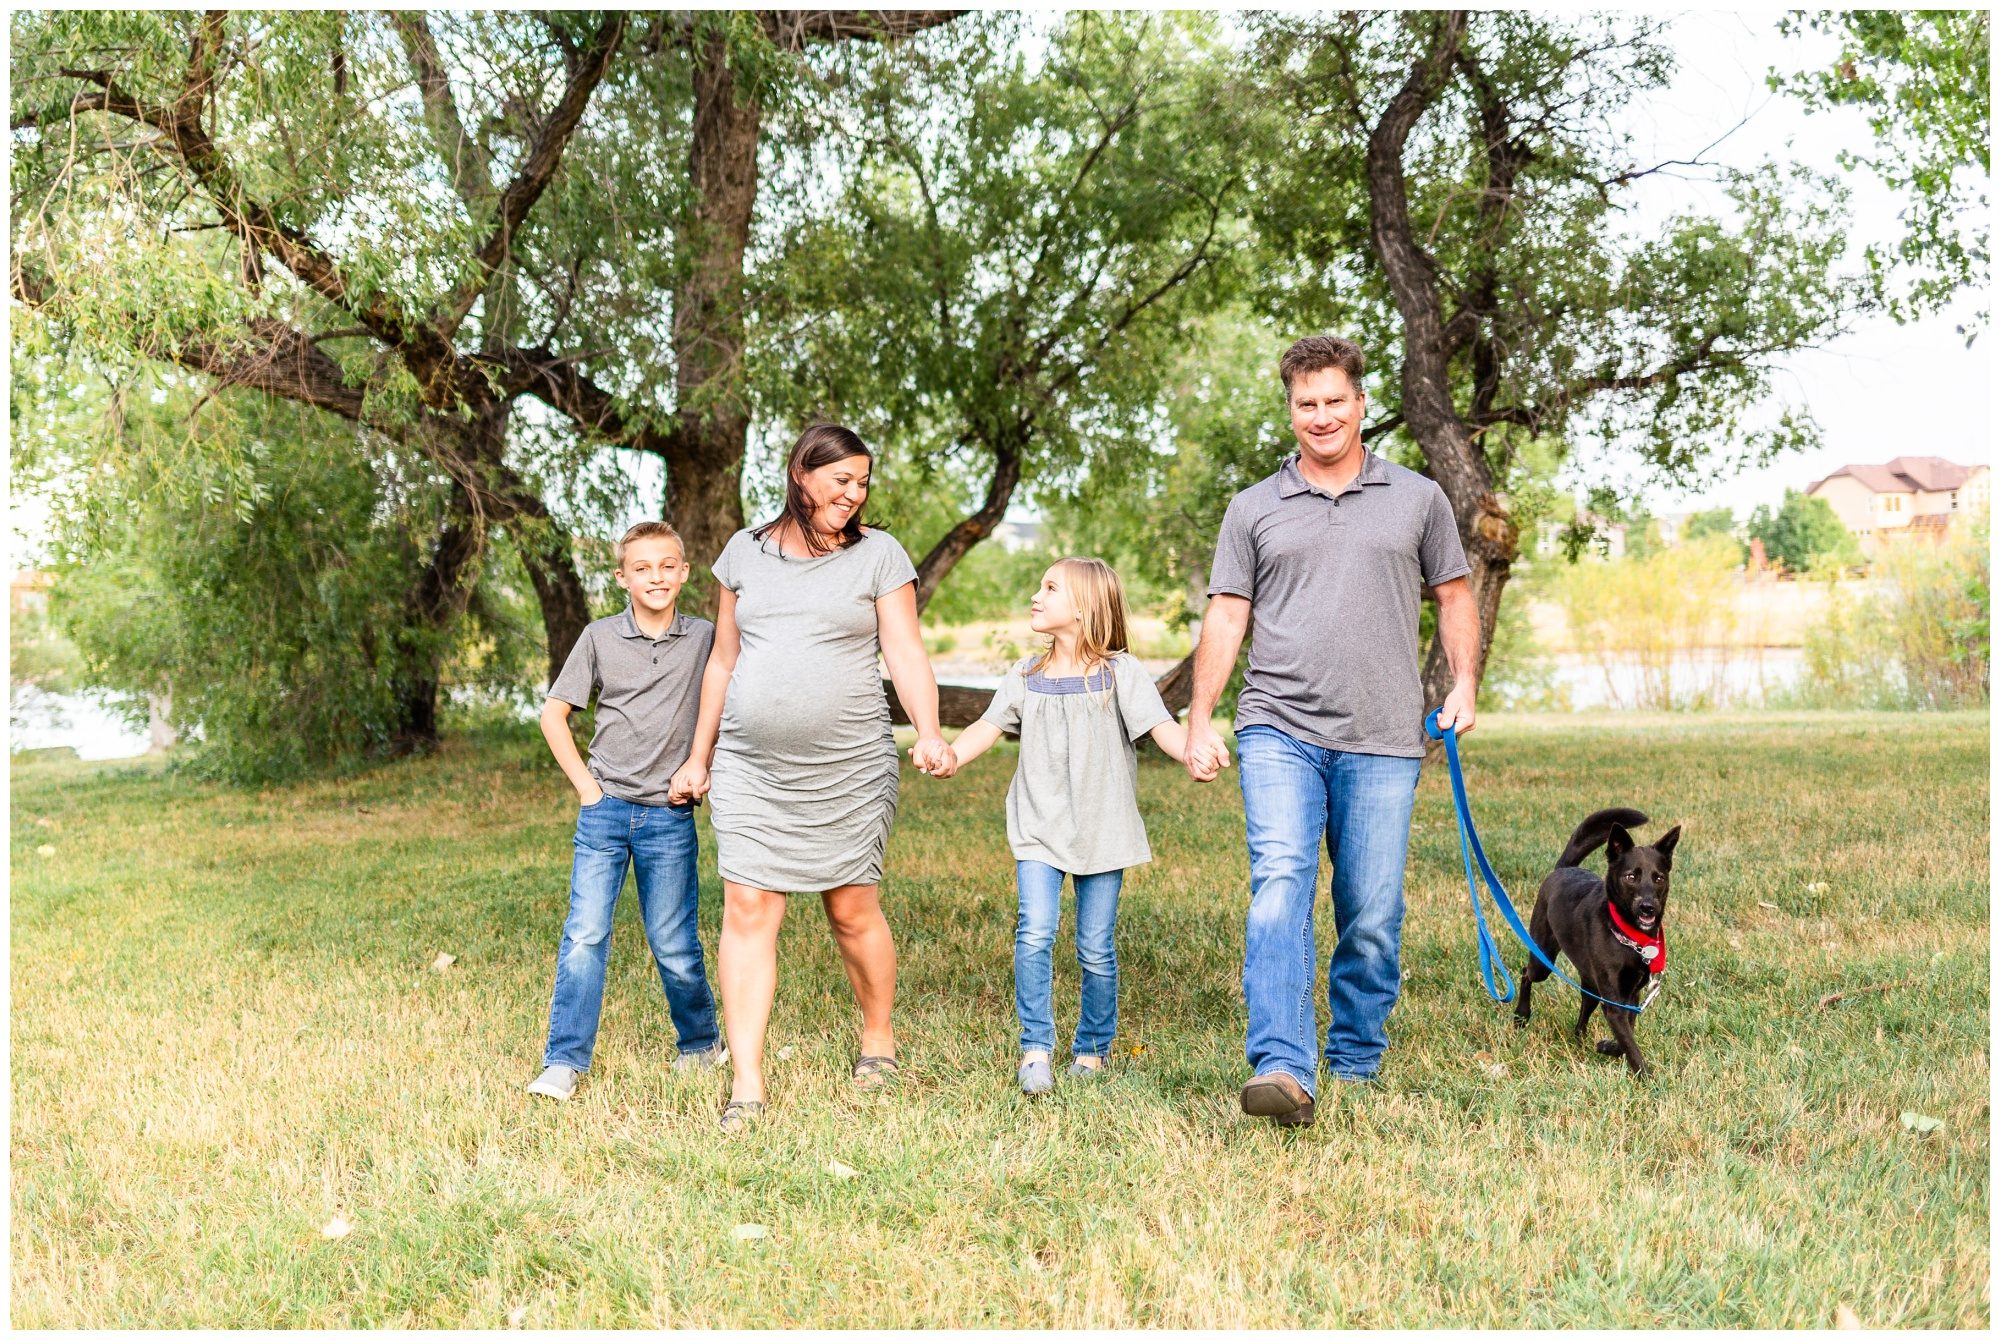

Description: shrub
[1779,506,1989,708]
[1548,535,1743,709]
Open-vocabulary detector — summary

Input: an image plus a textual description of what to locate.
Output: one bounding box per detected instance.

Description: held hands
[911,734,956,778]
[1183,721,1231,783]
[666,759,710,806]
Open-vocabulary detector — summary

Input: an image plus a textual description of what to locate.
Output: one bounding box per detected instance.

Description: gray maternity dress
[709,526,919,893]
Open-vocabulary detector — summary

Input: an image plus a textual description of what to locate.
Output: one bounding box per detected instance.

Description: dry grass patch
[10,712,1989,1326]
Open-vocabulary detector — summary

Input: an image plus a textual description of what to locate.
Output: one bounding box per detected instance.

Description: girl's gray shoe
[1067,1059,1107,1081]
[1017,1056,1054,1096]
[527,1064,579,1101]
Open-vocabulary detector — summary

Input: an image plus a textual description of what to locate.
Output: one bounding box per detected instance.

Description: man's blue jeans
[1015,860,1124,1057]
[1236,725,1422,1095]
[542,795,720,1071]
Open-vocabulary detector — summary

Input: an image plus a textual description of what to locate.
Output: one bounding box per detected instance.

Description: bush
[1777,507,1989,709]
[1547,535,1743,709]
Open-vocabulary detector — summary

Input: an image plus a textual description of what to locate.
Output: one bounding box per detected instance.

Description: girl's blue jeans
[1014,859,1124,1057]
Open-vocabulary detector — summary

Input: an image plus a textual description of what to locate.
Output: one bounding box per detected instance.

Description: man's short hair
[615,520,685,567]
[1279,335,1367,399]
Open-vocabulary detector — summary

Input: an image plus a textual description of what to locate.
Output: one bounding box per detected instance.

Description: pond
[11,650,1815,764]
[10,685,154,761]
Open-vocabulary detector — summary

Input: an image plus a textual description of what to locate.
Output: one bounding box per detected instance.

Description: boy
[527,521,723,1101]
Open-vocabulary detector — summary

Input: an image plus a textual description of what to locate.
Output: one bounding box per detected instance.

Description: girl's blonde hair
[1028,557,1131,693]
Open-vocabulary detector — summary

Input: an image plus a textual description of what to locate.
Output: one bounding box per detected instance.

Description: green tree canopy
[759,11,1248,612]
[1774,10,1990,334]
[1748,488,1863,573]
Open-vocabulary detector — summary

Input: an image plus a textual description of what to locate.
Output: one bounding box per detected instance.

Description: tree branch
[389,12,496,211]
[1361,413,1406,443]
[484,344,677,460]
[63,67,425,355]
[437,11,627,336]
[758,11,964,50]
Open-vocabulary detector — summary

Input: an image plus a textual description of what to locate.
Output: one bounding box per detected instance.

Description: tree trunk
[393,488,484,753]
[667,22,760,589]
[912,434,1023,612]
[510,516,592,685]
[1363,10,1520,720]
[662,432,748,597]
[146,689,177,753]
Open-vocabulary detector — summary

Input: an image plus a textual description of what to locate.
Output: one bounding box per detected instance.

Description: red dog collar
[1607,902,1666,974]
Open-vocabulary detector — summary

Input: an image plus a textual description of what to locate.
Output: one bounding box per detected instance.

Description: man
[1184,334,1480,1127]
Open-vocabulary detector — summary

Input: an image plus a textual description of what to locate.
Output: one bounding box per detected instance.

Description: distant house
[1533,512,1627,561]
[1806,456,1990,551]
[11,570,52,616]
[990,519,1044,554]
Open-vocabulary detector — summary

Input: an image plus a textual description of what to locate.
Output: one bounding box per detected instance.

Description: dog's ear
[1653,825,1681,864]
[1606,825,1634,862]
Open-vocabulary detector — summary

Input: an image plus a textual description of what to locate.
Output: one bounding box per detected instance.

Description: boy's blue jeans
[542,794,719,1071]
[1014,860,1124,1057]
[1236,724,1422,1096]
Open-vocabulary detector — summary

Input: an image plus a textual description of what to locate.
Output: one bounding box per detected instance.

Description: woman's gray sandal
[1066,1059,1107,1081]
[851,1055,901,1090]
[719,1100,765,1133]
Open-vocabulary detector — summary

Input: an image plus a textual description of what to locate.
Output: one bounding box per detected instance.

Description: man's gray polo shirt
[1206,451,1470,758]
[547,607,715,805]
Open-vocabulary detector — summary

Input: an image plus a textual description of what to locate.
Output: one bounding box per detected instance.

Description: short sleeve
[547,628,598,708]
[1419,484,1472,586]
[1206,491,1258,599]
[1114,654,1173,742]
[868,532,919,600]
[979,665,1027,736]
[712,531,749,594]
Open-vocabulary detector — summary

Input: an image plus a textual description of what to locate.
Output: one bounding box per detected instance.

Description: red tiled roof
[1884,456,1977,491]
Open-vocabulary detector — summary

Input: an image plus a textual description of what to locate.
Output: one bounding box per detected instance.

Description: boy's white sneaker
[527,1064,580,1101]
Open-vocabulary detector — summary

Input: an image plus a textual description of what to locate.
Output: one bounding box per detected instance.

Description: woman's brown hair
[754,423,874,557]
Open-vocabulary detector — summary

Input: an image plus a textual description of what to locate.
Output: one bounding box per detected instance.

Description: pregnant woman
[672,424,950,1133]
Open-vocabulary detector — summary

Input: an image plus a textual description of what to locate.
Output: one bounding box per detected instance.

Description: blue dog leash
[1425,709,1657,1015]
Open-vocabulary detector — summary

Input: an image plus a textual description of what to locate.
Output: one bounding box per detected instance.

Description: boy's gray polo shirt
[1206,451,1470,758]
[547,607,715,805]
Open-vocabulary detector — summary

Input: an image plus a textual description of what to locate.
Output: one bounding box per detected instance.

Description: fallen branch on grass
[1817,979,1915,1010]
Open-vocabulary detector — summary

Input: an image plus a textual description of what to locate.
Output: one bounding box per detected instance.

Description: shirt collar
[617,606,688,641]
[1277,450,1392,499]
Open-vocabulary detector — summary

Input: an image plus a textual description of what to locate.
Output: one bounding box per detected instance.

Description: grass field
[9,712,1990,1327]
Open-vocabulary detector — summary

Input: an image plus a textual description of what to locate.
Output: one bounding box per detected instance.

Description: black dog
[1513,808,1681,1077]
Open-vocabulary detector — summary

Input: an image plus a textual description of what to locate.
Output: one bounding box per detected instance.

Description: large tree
[760,11,1246,612]
[11,9,954,754]
[1249,10,1856,710]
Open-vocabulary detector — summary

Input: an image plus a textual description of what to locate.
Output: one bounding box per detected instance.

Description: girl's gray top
[980,652,1173,876]
[708,525,918,893]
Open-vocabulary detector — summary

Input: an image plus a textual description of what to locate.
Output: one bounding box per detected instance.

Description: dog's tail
[1555,808,1650,868]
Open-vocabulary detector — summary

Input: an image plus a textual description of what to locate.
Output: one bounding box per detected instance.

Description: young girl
[937,557,1195,1095]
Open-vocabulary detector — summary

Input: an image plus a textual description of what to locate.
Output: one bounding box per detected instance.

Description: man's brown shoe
[1240,1071,1315,1126]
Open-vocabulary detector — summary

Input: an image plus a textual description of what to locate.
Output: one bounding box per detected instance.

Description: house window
[1951,490,1958,511]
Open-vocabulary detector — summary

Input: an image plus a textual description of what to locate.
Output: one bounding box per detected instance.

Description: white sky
[1614,11,1991,517]
[8,9,1990,566]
